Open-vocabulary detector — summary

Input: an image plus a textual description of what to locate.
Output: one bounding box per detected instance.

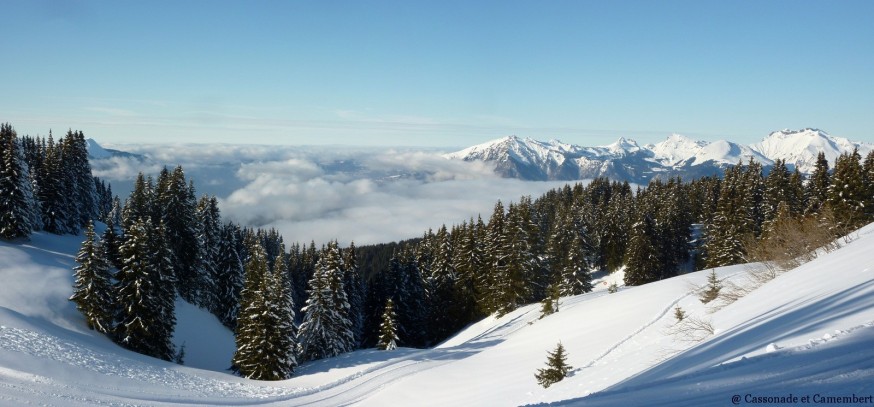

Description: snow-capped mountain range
[445,129,872,182]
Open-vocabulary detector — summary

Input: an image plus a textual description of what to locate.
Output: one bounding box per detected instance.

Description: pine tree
[195,195,221,311]
[377,298,399,350]
[673,306,686,322]
[101,219,123,271]
[70,221,114,333]
[146,220,178,361]
[265,250,298,379]
[232,237,274,379]
[539,283,560,319]
[63,130,98,230]
[762,159,792,234]
[114,218,176,361]
[805,152,830,215]
[0,123,34,239]
[156,166,201,303]
[452,217,483,323]
[38,132,72,234]
[215,223,244,329]
[297,240,354,362]
[534,342,572,388]
[342,242,365,348]
[703,165,751,268]
[483,201,513,316]
[426,225,458,341]
[699,269,721,304]
[623,213,660,286]
[828,149,867,229]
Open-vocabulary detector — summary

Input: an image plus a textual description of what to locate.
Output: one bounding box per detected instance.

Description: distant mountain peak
[445,129,871,183]
[752,128,871,173]
[85,139,145,161]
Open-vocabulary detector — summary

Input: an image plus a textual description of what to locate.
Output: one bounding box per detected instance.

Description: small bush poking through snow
[698,270,721,304]
[535,342,572,388]
[673,306,686,323]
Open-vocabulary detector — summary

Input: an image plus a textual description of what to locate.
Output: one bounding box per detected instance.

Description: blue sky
[2,0,872,147]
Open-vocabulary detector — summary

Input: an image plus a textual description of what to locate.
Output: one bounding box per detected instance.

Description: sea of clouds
[92,143,573,246]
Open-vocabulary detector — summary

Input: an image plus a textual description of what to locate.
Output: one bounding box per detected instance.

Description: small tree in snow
[535,342,572,388]
[673,306,686,323]
[699,270,721,304]
[539,283,560,319]
[377,298,399,351]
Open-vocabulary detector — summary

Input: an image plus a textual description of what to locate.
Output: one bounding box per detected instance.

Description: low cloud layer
[93,143,572,245]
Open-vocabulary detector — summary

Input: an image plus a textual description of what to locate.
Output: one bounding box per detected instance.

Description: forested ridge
[3,122,873,381]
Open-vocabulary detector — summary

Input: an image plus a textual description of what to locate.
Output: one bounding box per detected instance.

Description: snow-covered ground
[1,224,873,406]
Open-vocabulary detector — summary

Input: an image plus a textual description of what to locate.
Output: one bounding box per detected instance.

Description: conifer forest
[3,122,874,380]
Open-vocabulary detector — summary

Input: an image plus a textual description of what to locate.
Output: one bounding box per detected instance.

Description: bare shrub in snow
[666,315,715,343]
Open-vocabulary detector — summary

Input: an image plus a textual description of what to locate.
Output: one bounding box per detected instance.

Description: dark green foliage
[232,238,297,380]
[623,213,661,286]
[805,152,830,215]
[539,283,560,319]
[296,240,354,362]
[215,223,244,329]
[534,342,572,388]
[0,123,35,239]
[70,222,114,333]
[827,149,868,229]
[699,269,721,304]
[156,166,202,304]
[114,218,176,361]
[377,298,399,350]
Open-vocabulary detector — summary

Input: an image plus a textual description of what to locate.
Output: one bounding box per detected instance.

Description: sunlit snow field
[1,224,873,406]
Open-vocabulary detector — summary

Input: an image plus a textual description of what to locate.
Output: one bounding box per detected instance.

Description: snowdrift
[1,224,872,406]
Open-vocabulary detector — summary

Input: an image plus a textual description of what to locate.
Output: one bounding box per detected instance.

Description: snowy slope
[1,224,873,405]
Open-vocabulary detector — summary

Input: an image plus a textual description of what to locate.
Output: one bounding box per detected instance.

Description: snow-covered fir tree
[215,222,244,329]
[623,213,661,286]
[114,218,176,361]
[297,240,354,362]
[232,237,271,378]
[0,123,35,240]
[827,149,867,229]
[377,298,399,350]
[69,221,114,333]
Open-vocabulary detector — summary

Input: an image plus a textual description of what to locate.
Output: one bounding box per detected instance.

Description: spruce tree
[534,342,572,388]
[805,152,830,215]
[426,225,458,341]
[70,221,114,333]
[377,298,399,351]
[195,195,221,311]
[0,123,34,239]
[232,237,274,379]
[114,218,176,361]
[297,240,354,362]
[828,149,867,229]
[147,220,178,361]
[266,250,298,379]
[623,213,660,286]
[539,283,560,319]
[699,269,721,304]
[452,217,483,323]
[342,241,365,348]
[215,223,244,329]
